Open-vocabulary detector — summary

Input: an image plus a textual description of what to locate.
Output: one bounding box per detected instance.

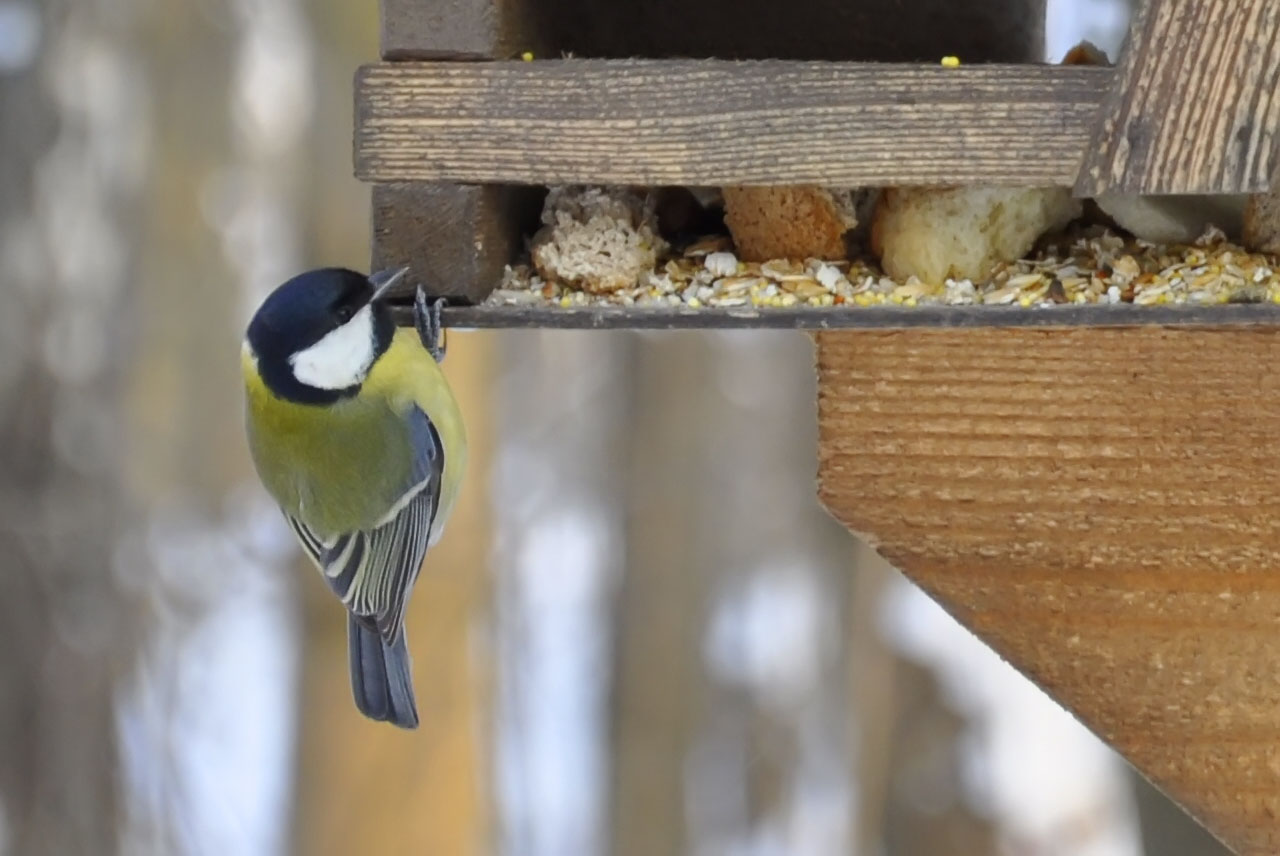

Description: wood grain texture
[1076,0,1280,195]
[355,60,1110,187]
[816,327,1280,855]
[388,302,1280,330]
[372,182,542,303]
[381,0,1043,63]
[373,0,546,303]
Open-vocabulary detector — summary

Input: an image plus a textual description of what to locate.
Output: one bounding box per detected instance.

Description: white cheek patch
[289,305,377,390]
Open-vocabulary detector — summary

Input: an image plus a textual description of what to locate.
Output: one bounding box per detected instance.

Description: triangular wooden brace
[818,327,1280,855]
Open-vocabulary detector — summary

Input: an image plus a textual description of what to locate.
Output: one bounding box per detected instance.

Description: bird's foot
[414,286,447,363]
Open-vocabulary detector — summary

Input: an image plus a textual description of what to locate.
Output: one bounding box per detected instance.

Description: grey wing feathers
[285,407,445,644]
[285,513,330,567]
[328,487,437,641]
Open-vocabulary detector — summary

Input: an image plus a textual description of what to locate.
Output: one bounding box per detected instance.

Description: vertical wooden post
[371,183,543,304]
[1076,0,1280,195]
[371,0,546,305]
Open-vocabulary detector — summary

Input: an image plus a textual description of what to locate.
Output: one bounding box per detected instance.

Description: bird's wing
[286,406,445,644]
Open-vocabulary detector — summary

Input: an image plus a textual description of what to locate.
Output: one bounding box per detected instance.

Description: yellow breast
[242,329,466,538]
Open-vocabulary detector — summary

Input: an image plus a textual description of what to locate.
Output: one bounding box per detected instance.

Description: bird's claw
[414,286,447,363]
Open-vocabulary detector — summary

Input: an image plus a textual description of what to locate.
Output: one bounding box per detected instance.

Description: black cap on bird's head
[245,266,406,404]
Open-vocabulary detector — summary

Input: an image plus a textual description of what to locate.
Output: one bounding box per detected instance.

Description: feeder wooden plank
[390,302,1280,331]
[817,326,1280,855]
[356,60,1110,188]
[372,0,548,304]
[373,183,542,303]
[1076,0,1280,196]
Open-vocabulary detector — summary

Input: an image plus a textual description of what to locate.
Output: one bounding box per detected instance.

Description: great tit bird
[241,266,465,728]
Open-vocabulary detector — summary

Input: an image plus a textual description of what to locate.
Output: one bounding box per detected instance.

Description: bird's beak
[368,266,410,303]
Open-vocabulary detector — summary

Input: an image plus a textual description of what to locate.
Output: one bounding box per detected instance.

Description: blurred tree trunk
[610,332,856,855]
[849,548,1001,855]
[490,330,632,855]
[293,332,496,856]
[848,549,901,854]
[0,1,142,853]
[609,333,709,856]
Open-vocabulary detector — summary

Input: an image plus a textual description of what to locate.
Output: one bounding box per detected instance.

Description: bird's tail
[347,614,419,729]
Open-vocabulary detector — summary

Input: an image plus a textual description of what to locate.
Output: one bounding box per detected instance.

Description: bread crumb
[723,186,858,261]
[1244,192,1280,254]
[1096,193,1245,244]
[531,186,669,294]
[815,263,843,289]
[704,251,738,277]
[871,186,1081,284]
[1060,40,1110,66]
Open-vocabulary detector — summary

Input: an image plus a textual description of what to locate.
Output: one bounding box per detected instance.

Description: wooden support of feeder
[355,61,1110,188]
[817,327,1280,854]
[355,0,1280,851]
[1076,0,1280,196]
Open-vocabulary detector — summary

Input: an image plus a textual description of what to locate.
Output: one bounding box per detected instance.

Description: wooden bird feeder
[356,0,1280,851]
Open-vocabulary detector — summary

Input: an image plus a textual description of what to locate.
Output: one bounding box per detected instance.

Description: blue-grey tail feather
[347,614,419,729]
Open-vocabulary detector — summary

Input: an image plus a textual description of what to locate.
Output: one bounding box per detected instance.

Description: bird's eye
[334,305,354,323]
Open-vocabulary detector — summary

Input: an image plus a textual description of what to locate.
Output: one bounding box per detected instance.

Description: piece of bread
[871,187,1081,284]
[722,186,860,261]
[1060,40,1110,66]
[1096,193,1246,244]
[1055,39,1249,246]
[531,186,668,293]
[1243,192,1280,254]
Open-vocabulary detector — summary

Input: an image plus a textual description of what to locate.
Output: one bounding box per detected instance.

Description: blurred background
[0,0,1234,854]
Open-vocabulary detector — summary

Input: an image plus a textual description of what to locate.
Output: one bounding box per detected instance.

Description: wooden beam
[371,0,547,304]
[817,326,1280,855]
[356,60,1110,188]
[391,302,1280,331]
[1076,0,1280,196]
[372,182,542,303]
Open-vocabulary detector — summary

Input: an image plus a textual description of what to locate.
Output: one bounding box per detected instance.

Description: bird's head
[243,266,407,404]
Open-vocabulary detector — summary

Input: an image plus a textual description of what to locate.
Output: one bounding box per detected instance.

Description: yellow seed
[687,297,702,308]
[521,51,534,61]
[1018,296,1032,307]
[558,296,572,307]
[904,296,918,307]
[941,55,961,67]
